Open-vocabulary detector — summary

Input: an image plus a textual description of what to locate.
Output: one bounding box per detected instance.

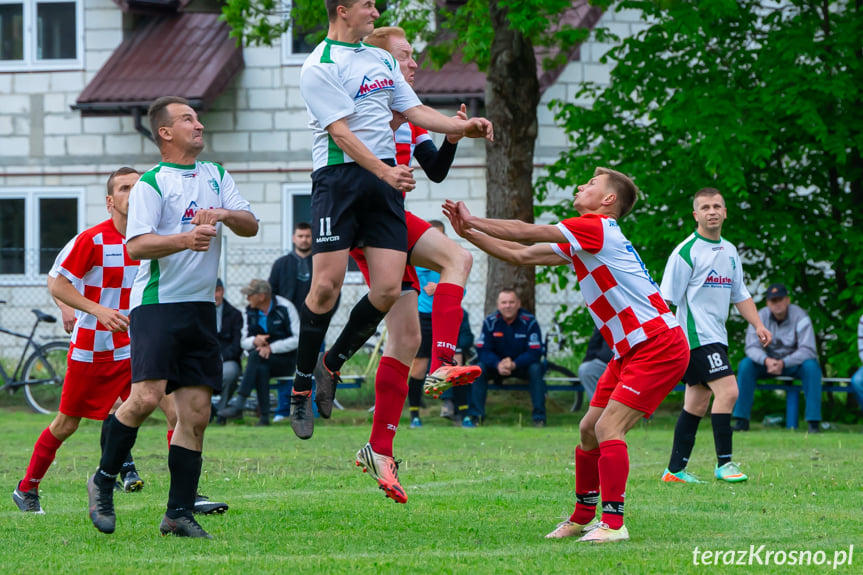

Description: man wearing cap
[218,279,300,426]
[733,283,823,433]
[213,278,243,424]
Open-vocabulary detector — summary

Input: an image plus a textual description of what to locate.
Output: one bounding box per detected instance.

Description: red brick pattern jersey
[551,214,679,358]
[394,122,431,167]
[56,219,139,362]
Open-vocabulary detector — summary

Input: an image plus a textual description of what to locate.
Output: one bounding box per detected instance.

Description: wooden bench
[669,376,853,429]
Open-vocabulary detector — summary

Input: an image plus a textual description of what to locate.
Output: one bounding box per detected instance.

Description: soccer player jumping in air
[443,168,690,543]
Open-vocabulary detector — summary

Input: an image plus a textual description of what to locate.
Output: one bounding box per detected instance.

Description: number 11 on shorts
[319,217,332,237]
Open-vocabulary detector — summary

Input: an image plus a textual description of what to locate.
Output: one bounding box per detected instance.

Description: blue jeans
[469,362,546,422]
[733,357,823,422]
[850,367,863,410]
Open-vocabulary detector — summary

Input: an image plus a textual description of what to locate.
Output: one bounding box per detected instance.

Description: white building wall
[0,0,642,352]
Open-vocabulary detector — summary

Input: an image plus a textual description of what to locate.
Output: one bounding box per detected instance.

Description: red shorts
[59,358,131,420]
[350,211,431,293]
[590,327,689,417]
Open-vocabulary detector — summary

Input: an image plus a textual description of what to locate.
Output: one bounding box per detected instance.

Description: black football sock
[325,295,386,373]
[408,377,424,411]
[166,445,202,519]
[96,414,139,487]
[668,409,701,473]
[453,385,470,415]
[712,413,733,467]
[293,302,335,392]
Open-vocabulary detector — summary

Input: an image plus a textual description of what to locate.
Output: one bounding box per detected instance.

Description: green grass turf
[0,406,859,574]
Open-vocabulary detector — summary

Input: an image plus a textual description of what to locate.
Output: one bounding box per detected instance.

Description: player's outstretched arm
[442,199,566,244]
[443,202,566,267]
[404,105,493,142]
[327,118,416,193]
[735,297,772,347]
[50,274,129,333]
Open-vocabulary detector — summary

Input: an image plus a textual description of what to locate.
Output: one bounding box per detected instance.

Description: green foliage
[220,0,289,46]
[537,0,863,375]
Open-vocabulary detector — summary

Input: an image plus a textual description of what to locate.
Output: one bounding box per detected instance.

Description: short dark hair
[595,167,638,219]
[693,187,724,208]
[326,0,360,21]
[428,219,445,232]
[106,167,139,196]
[499,288,519,299]
[294,222,312,232]
[148,96,190,148]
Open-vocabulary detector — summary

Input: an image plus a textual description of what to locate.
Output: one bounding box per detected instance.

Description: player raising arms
[443,168,690,543]
[315,25,481,454]
[293,0,492,502]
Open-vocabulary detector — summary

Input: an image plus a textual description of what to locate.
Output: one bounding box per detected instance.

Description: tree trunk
[483,0,541,314]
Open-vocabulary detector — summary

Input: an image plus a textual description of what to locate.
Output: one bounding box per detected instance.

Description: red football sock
[368,356,410,457]
[598,439,629,530]
[429,283,464,373]
[20,428,64,491]
[167,428,174,450]
[569,445,601,524]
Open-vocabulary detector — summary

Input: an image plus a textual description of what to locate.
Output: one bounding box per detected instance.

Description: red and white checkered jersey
[395,122,432,167]
[56,219,139,363]
[551,214,678,358]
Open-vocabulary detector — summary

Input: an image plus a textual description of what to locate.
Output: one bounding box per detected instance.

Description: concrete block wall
[0,0,641,347]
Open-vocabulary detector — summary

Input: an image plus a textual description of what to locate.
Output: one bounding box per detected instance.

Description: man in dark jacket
[213,278,244,424]
[268,222,313,420]
[469,289,545,426]
[218,279,300,426]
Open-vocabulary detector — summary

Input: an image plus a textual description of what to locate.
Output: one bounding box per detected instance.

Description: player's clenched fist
[186,224,217,251]
[463,118,493,142]
[383,164,416,193]
[190,208,227,226]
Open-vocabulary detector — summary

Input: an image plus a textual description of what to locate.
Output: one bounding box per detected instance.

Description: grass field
[0,404,859,574]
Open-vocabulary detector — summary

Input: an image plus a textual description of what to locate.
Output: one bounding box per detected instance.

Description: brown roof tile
[75,13,243,115]
[414,0,603,100]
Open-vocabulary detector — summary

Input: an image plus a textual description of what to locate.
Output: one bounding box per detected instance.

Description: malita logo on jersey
[703,268,732,288]
[355,75,394,99]
[181,201,200,223]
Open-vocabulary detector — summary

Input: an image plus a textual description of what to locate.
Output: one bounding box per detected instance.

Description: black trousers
[237,349,296,417]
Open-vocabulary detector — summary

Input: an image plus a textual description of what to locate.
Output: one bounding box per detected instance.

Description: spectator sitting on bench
[578,328,612,401]
[849,314,863,416]
[732,283,822,433]
[213,278,244,425]
[468,288,545,427]
[218,279,299,426]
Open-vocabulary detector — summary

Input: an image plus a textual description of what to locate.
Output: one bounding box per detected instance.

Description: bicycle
[0,301,69,415]
[542,323,584,412]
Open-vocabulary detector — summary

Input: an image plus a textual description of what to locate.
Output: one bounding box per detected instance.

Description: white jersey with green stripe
[126,161,254,308]
[300,38,422,171]
[659,231,751,349]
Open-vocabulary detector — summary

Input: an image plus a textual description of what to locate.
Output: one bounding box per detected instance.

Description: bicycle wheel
[22,341,69,415]
[545,361,584,412]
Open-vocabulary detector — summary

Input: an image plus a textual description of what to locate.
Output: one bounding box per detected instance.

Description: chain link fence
[0,240,588,362]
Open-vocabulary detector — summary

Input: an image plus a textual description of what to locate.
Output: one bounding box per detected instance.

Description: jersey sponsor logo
[703,269,733,288]
[355,75,395,99]
[182,201,200,223]
[711,245,724,251]
[621,384,641,395]
[180,201,216,224]
[182,171,198,178]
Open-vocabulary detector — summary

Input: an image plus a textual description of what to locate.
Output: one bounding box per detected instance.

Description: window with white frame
[280,0,320,65]
[0,0,83,71]
[0,188,83,280]
[281,182,361,280]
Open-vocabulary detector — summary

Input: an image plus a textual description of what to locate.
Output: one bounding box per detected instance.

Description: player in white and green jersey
[88,96,258,539]
[289,0,494,455]
[659,188,771,484]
